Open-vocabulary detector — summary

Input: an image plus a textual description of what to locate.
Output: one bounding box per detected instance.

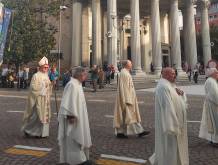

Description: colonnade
[70,0,211,75]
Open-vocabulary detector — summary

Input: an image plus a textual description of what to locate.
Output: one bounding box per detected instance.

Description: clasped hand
[67,115,77,124]
[175,88,184,96]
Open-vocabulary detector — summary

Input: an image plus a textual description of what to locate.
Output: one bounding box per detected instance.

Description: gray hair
[70,66,86,78]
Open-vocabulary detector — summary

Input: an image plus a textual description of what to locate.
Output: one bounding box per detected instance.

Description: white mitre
[206,67,218,77]
[38,56,49,66]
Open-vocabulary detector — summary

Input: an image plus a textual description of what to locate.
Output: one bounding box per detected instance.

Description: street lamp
[58,5,67,86]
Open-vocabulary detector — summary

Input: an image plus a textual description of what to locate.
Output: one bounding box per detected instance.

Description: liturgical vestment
[22,71,51,137]
[149,78,189,165]
[113,68,144,135]
[199,77,218,143]
[58,78,92,165]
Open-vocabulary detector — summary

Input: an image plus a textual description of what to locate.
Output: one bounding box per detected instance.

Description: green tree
[210,25,218,61]
[196,24,218,64]
[1,0,62,68]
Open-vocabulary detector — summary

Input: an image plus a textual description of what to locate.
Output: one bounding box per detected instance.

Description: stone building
[195,0,218,32]
[56,0,212,75]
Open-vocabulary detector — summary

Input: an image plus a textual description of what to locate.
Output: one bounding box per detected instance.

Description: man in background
[113,60,150,138]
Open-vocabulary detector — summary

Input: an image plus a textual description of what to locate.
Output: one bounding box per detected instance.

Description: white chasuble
[22,71,51,137]
[150,78,189,165]
[58,78,92,165]
[114,68,142,129]
[199,77,218,143]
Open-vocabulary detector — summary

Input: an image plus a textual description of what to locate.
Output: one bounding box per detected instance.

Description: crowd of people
[0,62,119,93]
[89,64,116,92]
[0,64,29,88]
[183,62,206,84]
[1,56,217,165]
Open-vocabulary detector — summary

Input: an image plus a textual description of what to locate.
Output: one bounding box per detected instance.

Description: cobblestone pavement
[0,82,218,165]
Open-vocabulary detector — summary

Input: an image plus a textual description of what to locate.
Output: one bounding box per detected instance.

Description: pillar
[200,0,212,66]
[107,0,117,68]
[71,0,82,67]
[183,0,198,69]
[151,0,162,74]
[92,0,102,66]
[170,0,182,72]
[130,0,142,72]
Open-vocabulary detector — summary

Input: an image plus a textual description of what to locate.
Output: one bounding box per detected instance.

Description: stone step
[132,74,206,83]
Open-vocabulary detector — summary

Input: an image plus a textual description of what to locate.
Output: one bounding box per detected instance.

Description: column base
[154,67,162,76]
[131,70,146,84]
[131,69,146,76]
[176,67,186,76]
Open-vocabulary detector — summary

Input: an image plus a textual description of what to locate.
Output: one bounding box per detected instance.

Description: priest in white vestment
[149,67,189,165]
[113,60,150,138]
[58,67,92,165]
[21,56,52,138]
[199,68,218,146]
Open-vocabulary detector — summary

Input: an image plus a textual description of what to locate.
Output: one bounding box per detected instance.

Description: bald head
[162,67,176,83]
[122,60,132,71]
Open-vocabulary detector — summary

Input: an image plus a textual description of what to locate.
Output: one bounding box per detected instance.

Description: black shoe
[116,133,128,139]
[78,160,93,165]
[24,131,30,137]
[138,131,150,137]
[210,142,218,148]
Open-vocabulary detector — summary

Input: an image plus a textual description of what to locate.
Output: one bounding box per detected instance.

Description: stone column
[151,0,162,74]
[92,0,102,66]
[107,0,117,68]
[71,0,82,67]
[130,0,142,72]
[103,11,108,63]
[200,0,211,66]
[170,0,182,72]
[82,5,90,67]
[183,0,197,69]
[120,21,125,60]
[141,25,146,70]
[123,29,128,60]
[122,19,129,60]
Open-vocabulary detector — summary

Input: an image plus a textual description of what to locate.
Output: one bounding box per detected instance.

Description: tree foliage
[196,24,218,63]
[210,25,218,61]
[1,0,62,66]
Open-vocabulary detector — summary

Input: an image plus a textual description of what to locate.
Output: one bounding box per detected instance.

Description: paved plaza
[0,81,218,165]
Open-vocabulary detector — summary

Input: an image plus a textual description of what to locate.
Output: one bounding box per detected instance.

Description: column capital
[152,0,159,3]
[170,0,179,7]
[199,0,210,9]
[170,0,178,3]
[184,0,197,7]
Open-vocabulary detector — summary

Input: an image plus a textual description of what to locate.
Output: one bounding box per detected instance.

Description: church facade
[57,0,212,75]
